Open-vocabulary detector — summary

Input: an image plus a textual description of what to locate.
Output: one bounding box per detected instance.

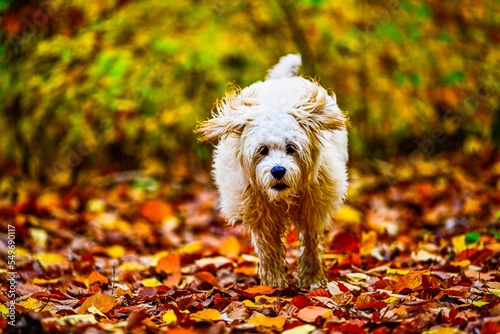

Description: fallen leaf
[282,324,317,334]
[156,253,181,274]
[33,253,67,270]
[140,200,173,224]
[394,269,430,293]
[77,294,116,314]
[88,270,109,286]
[247,313,286,330]
[244,285,276,295]
[163,309,177,324]
[296,306,332,322]
[219,236,241,257]
[189,309,221,322]
[60,314,97,325]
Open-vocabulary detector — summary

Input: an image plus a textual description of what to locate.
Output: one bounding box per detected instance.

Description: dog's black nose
[271,166,286,180]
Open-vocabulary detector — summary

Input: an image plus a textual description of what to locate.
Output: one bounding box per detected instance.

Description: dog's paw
[299,276,326,290]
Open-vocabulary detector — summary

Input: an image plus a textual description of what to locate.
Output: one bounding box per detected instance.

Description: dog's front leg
[297,222,326,289]
[251,227,288,288]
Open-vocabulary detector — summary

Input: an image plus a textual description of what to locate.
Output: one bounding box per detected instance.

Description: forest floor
[1,152,500,333]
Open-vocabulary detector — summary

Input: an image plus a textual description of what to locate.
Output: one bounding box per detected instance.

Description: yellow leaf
[33,253,67,270]
[383,296,398,303]
[106,245,126,259]
[360,230,377,257]
[163,309,177,324]
[488,288,500,298]
[472,301,489,307]
[387,268,411,275]
[282,324,317,334]
[452,260,471,268]
[87,304,108,319]
[31,277,61,284]
[15,247,30,258]
[61,314,97,325]
[189,309,221,322]
[247,313,286,330]
[0,304,8,315]
[336,205,363,224]
[142,278,163,287]
[422,327,460,334]
[219,236,241,257]
[19,298,41,310]
[242,299,270,308]
[119,262,145,271]
[179,241,202,254]
[87,198,105,212]
[29,228,48,249]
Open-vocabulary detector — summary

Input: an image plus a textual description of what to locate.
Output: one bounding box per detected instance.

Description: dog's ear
[196,88,257,142]
[196,115,247,142]
[294,84,348,132]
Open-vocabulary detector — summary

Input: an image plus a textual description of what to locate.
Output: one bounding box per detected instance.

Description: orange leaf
[140,200,173,224]
[163,269,181,287]
[77,294,116,314]
[393,269,430,293]
[156,253,181,274]
[195,271,218,286]
[88,271,109,286]
[189,309,221,321]
[296,306,332,323]
[247,313,286,330]
[244,285,276,295]
[356,294,387,310]
[219,236,241,257]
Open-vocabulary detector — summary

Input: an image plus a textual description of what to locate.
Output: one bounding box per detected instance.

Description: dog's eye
[286,145,296,154]
[259,146,269,156]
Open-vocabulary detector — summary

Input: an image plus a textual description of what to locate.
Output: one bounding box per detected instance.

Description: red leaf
[330,232,359,253]
[291,295,313,309]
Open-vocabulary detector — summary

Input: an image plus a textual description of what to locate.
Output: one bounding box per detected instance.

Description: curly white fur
[197,54,349,289]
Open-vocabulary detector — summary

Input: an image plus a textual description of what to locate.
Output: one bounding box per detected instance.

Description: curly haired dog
[197,54,348,289]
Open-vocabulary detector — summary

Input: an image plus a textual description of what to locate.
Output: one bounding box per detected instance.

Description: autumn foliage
[1,153,500,333]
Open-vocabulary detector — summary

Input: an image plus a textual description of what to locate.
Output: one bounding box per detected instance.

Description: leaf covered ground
[1,153,500,334]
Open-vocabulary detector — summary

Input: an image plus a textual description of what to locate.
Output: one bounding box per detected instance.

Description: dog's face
[197,78,346,202]
[239,107,310,201]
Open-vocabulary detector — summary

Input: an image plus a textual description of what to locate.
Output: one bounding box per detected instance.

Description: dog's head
[197,78,347,202]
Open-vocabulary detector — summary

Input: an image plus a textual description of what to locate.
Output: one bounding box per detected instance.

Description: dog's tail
[266,54,301,80]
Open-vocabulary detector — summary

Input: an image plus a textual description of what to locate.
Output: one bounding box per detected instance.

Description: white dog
[197,54,348,289]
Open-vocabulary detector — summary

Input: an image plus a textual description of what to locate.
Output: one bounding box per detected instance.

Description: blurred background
[1,0,499,186]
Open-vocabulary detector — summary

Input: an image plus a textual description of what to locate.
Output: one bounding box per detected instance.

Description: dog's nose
[271,166,286,180]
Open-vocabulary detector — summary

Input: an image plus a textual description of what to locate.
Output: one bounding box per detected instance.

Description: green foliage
[0,0,498,183]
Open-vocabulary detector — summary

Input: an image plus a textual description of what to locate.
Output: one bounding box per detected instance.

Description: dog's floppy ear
[294,84,348,132]
[196,88,257,142]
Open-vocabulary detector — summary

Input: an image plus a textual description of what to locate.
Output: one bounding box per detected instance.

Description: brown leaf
[77,294,116,314]
[393,269,430,293]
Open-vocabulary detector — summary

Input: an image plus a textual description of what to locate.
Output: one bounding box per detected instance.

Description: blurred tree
[0,0,498,184]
